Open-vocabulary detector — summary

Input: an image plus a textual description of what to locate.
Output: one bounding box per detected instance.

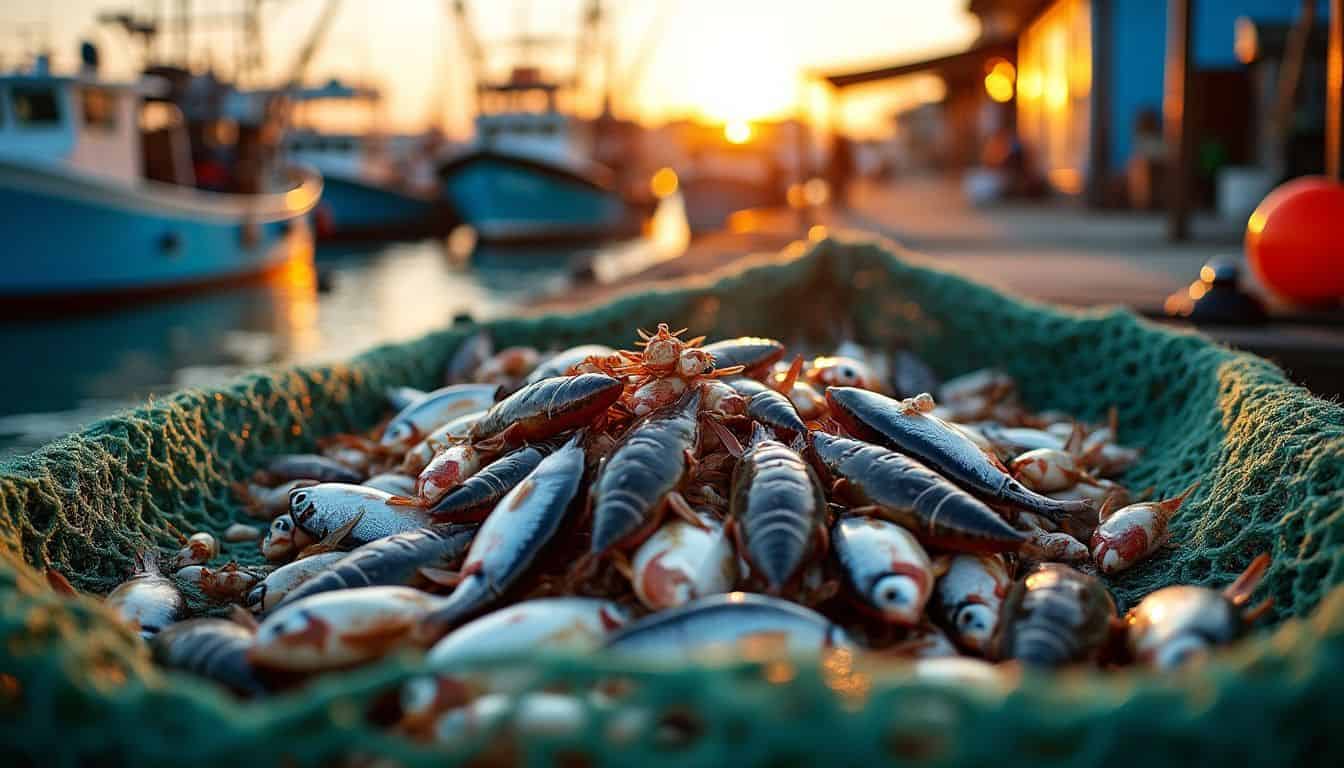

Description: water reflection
[0,195,689,456]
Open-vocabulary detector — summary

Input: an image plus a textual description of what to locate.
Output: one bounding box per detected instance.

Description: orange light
[808,224,828,241]
[724,120,753,144]
[650,167,679,199]
[802,177,830,206]
[984,71,1014,103]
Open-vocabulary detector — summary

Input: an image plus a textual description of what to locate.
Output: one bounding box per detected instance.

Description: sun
[724,120,753,145]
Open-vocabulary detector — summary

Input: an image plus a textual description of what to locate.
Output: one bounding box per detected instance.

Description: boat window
[11,86,62,127]
[80,87,118,131]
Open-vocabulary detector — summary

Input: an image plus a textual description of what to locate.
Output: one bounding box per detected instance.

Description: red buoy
[1245,177,1344,304]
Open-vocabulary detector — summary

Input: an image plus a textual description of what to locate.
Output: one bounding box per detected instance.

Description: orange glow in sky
[724,120,753,144]
[13,0,979,138]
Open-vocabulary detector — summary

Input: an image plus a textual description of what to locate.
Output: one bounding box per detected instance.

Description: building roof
[818,40,1016,89]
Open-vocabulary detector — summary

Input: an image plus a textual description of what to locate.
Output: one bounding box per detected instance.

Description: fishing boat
[0,60,320,308]
[438,99,636,244]
[284,80,448,242]
[438,2,643,246]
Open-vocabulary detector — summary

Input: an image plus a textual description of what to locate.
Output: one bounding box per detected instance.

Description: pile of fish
[49,324,1273,745]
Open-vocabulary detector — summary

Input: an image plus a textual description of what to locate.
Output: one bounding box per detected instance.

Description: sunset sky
[4,0,979,137]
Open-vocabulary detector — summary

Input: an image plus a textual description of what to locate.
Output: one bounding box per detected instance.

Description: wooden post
[1164,0,1195,241]
[1329,0,1342,181]
[1087,0,1112,207]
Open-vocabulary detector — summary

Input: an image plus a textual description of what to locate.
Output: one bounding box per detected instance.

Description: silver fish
[246,551,347,613]
[249,586,443,671]
[107,553,187,639]
[1125,554,1271,669]
[832,516,934,626]
[604,592,853,660]
[931,554,1011,655]
[381,384,500,450]
[425,598,628,670]
[416,433,587,640]
[277,525,477,607]
[630,512,738,611]
[289,483,432,547]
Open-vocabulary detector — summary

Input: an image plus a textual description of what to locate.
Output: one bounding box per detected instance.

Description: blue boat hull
[438,151,635,244]
[314,174,446,242]
[0,160,320,302]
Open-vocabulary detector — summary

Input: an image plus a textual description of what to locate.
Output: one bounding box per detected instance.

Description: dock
[542,178,1344,398]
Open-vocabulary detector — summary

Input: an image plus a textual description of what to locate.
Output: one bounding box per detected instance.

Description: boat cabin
[0,68,208,189]
[474,67,588,167]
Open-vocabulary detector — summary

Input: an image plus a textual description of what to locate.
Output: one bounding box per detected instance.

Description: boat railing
[0,157,323,223]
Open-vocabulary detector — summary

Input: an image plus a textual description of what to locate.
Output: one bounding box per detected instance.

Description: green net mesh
[4,237,1344,766]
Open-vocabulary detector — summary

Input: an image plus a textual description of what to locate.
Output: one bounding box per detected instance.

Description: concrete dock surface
[540,176,1344,397]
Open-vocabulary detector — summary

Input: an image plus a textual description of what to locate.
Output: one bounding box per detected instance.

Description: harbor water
[0,197,689,457]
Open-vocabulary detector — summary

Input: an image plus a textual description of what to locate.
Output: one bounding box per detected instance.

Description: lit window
[80,87,118,131]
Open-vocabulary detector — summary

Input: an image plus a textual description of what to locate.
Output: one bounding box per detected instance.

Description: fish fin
[387,495,427,508]
[1097,494,1120,524]
[1224,553,1273,606]
[684,335,705,348]
[708,364,745,378]
[417,567,463,589]
[776,355,805,394]
[322,511,365,548]
[1164,481,1201,512]
[703,418,744,459]
[667,491,709,529]
[473,423,518,454]
[294,542,341,558]
[609,551,635,583]
[1064,421,1086,456]
[227,605,260,632]
[45,569,78,597]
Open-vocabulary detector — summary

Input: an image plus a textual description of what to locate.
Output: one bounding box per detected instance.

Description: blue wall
[1102,0,1324,172]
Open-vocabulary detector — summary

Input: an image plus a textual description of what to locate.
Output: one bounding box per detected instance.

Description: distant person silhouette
[828,135,855,209]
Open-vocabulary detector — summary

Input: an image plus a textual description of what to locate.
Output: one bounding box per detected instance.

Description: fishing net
[3,237,1343,766]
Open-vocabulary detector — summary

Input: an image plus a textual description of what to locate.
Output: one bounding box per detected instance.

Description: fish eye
[874,575,919,611]
[273,518,292,533]
[955,604,996,638]
[1155,633,1209,670]
[291,491,309,507]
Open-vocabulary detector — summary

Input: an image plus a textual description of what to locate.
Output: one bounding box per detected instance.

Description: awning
[819,40,1017,89]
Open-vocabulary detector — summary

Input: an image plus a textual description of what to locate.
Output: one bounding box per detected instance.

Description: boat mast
[448,0,485,119]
